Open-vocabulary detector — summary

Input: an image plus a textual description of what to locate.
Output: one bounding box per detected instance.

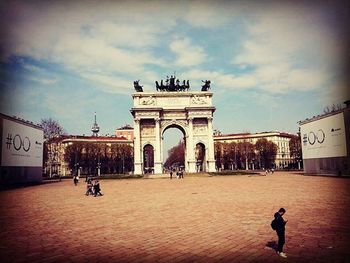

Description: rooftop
[214,131,297,139]
[117,124,133,130]
[0,112,42,130]
[48,134,132,143]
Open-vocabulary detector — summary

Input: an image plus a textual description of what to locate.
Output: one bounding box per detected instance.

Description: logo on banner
[304,129,325,146]
[5,133,31,152]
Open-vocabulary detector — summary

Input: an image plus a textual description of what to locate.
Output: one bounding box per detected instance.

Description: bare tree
[255,138,278,169]
[289,134,303,169]
[323,106,331,114]
[164,140,185,169]
[214,142,223,170]
[41,118,66,140]
[237,141,255,170]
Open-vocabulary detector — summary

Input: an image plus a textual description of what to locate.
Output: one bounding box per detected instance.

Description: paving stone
[0,172,350,262]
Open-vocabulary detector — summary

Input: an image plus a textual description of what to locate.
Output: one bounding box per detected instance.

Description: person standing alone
[273,208,288,258]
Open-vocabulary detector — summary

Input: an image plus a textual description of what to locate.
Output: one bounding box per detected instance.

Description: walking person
[85,178,94,196]
[272,208,288,258]
[170,170,173,179]
[93,180,103,197]
[73,175,78,186]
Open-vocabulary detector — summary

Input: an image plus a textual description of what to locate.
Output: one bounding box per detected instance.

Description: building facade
[115,124,134,140]
[214,131,298,170]
[299,101,350,176]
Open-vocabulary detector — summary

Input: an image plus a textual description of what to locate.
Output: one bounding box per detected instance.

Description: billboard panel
[1,119,43,167]
[301,112,347,159]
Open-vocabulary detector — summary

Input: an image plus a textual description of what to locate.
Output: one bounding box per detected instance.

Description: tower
[91,112,100,137]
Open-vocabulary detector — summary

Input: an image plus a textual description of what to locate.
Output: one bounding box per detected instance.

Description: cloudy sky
[1,0,349,141]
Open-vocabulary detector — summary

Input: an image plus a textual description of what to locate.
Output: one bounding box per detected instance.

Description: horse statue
[185,80,190,91]
[155,81,161,91]
[133,80,143,92]
[178,80,190,91]
[201,80,211,91]
[156,80,167,91]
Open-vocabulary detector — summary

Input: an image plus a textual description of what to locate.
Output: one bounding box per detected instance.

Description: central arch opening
[162,125,186,173]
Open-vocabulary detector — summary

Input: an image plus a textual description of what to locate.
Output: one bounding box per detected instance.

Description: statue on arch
[133,80,143,92]
[168,75,176,91]
[201,80,211,91]
[155,74,190,92]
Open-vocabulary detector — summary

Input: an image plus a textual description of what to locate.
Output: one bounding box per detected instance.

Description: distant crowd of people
[85,177,103,197]
[265,168,275,175]
[72,175,103,197]
[169,170,184,179]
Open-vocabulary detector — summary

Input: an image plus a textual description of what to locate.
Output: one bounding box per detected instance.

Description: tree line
[164,137,303,171]
[41,118,134,175]
[215,136,302,170]
[64,142,134,175]
[215,138,278,170]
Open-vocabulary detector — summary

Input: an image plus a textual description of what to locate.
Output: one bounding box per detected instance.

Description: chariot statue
[155,74,190,92]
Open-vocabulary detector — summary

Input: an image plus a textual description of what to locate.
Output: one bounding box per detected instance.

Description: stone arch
[131,91,216,175]
[161,122,187,137]
[141,141,155,149]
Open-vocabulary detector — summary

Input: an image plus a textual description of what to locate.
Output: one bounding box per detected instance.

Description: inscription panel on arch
[157,97,189,107]
[163,112,186,119]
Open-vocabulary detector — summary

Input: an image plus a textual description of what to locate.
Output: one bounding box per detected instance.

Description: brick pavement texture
[1,172,350,263]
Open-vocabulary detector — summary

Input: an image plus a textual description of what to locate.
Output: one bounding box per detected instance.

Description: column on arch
[133,118,143,174]
[187,117,196,173]
[207,116,216,172]
[154,118,162,174]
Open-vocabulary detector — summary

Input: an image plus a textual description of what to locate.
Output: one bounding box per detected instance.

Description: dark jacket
[274,212,286,232]
[94,182,101,192]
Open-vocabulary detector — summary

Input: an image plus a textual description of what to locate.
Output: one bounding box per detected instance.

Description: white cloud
[1,0,347,99]
[231,6,342,94]
[21,63,43,73]
[185,69,256,90]
[170,38,207,67]
[81,73,131,94]
[183,0,236,28]
[1,0,172,95]
[28,76,58,85]
[93,22,168,49]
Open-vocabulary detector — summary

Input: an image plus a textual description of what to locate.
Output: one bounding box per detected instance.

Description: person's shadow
[266,241,278,251]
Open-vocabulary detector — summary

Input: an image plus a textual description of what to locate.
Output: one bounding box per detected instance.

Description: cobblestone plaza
[1,172,350,262]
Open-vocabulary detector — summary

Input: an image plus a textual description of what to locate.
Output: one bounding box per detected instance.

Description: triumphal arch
[131,77,216,175]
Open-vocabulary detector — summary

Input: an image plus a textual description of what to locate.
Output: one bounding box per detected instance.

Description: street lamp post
[97,155,101,176]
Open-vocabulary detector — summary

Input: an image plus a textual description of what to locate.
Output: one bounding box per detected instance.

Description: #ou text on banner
[1,119,43,167]
[300,112,347,159]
